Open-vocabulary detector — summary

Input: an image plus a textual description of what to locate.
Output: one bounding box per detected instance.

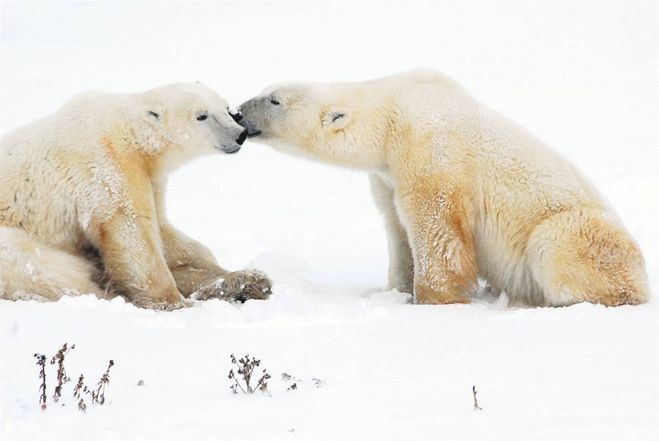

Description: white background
[1,1,658,440]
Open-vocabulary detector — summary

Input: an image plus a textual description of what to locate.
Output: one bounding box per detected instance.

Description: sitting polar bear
[237,69,649,307]
[0,83,271,309]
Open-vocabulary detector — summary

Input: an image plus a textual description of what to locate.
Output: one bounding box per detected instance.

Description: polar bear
[236,69,649,307]
[0,83,271,309]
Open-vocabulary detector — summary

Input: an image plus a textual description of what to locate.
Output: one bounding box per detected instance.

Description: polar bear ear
[322,107,352,131]
[143,106,164,124]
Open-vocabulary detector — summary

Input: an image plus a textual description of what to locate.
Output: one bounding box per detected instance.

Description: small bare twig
[228,370,246,394]
[72,373,88,411]
[91,360,114,405]
[282,372,297,391]
[256,370,271,392]
[228,354,270,394]
[73,374,85,399]
[472,385,483,411]
[50,343,75,402]
[34,353,47,410]
[281,373,300,382]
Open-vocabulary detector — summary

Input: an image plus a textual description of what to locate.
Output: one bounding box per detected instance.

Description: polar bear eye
[270,99,280,106]
[331,113,345,123]
[196,112,209,121]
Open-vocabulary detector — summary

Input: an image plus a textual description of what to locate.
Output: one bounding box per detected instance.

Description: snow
[1,1,658,440]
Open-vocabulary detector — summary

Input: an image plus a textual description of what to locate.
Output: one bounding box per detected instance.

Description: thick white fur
[239,69,650,306]
[0,84,270,308]
[0,227,104,301]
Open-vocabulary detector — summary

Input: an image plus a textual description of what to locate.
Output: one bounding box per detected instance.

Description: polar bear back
[0,92,139,250]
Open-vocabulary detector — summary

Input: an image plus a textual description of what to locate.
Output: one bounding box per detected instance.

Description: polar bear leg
[97,212,183,309]
[0,227,105,301]
[159,224,272,301]
[527,210,649,306]
[369,174,414,293]
[398,185,477,304]
[159,223,227,295]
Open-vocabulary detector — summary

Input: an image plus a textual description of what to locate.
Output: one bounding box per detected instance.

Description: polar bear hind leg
[526,210,649,307]
[0,227,105,301]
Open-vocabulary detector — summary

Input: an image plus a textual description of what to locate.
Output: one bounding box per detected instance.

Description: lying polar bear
[236,69,649,307]
[0,83,271,309]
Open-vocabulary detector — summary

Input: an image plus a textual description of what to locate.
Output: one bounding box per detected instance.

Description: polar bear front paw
[193,270,272,302]
[130,294,191,310]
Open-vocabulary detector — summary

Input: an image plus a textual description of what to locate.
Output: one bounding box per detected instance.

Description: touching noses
[230,110,243,123]
[230,110,247,145]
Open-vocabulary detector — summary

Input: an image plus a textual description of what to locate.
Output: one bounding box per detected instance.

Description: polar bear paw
[193,270,272,302]
[130,294,191,311]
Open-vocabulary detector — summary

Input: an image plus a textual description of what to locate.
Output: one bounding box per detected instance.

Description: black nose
[236,129,247,145]
[230,111,243,123]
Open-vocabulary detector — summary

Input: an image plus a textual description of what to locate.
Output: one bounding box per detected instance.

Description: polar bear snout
[228,111,250,143]
[219,127,247,154]
[212,119,248,153]
[236,99,266,137]
[236,115,261,138]
[236,129,248,145]
[229,110,243,123]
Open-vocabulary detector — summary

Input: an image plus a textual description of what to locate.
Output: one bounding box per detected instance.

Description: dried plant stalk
[50,343,75,402]
[228,354,271,394]
[473,385,483,411]
[34,353,47,410]
[91,360,114,405]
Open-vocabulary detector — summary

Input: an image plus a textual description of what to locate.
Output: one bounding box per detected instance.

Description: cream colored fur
[238,69,649,307]
[0,83,270,309]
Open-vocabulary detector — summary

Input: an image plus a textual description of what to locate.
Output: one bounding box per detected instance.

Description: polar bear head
[139,83,247,156]
[236,82,388,168]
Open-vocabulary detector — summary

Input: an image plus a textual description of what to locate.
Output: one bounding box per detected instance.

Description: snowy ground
[1,1,658,440]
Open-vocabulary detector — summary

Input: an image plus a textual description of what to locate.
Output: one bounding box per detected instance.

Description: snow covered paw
[193,270,272,302]
[224,270,272,302]
[130,293,190,310]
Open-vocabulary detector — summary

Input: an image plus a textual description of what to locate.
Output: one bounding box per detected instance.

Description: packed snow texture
[1,1,658,440]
